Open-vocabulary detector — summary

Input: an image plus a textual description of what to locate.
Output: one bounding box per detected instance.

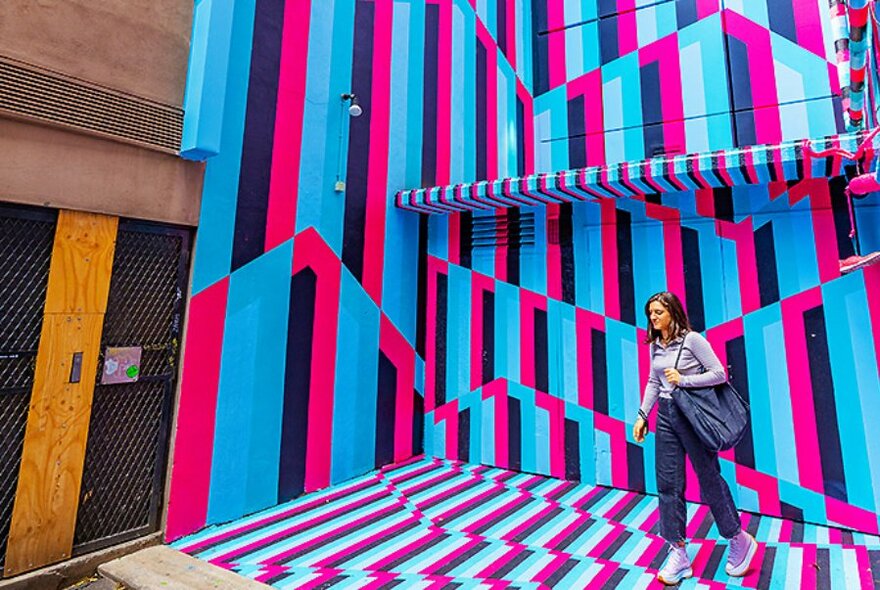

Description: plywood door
[3,211,117,577]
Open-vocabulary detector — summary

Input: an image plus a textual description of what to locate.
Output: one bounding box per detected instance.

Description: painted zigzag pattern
[175,456,880,589]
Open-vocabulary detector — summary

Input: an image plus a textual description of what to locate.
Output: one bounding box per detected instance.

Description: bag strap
[673,332,689,370]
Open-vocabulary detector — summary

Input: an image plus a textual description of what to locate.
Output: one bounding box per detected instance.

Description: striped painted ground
[174,456,880,589]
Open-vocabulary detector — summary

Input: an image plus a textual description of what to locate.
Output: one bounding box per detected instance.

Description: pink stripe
[741,541,767,588]
[165,278,229,541]
[483,378,509,468]
[533,553,574,584]
[505,0,517,67]
[547,0,567,89]
[635,536,665,567]
[585,71,606,166]
[742,147,759,184]
[794,0,825,59]
[722,10,781,144]
[697,0,719,17]
[777,519,792,543]
[826,496,880,534]
[535,392,565,478]
[363,529,445,571]
[855,546,876,588]
[448,214,460,265]
[584,562,619,589]
[716,218,761,314]
[547,205,563,300]
[264,0,310,250]
[736,466,781,516]
[639,509,660,534]
[471,274,494,391]
[435,0,452,184]
[494,209,508,281]
[601,199,621,320]
[311,513,419,568]
[616,0,638,56]
[781,288,825,493]
[645,204,686,306]
[295,229,342,491]
[381,316,416,462]
[793,180,842,283]
[361,0,394,304]
[517,81,535,174]
[482,21,499,180]
[576,309,594,409]
[425,259,439,411]
[799,544,818,588]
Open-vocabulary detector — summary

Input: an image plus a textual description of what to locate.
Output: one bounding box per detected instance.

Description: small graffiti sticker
[102,347,142,384]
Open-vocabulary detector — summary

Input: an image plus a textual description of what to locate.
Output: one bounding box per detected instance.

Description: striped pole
[847,0,870,127]
[830,0,852,126]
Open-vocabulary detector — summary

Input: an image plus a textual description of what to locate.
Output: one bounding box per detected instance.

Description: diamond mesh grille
[74,221,190,553]
[0,205,56,574]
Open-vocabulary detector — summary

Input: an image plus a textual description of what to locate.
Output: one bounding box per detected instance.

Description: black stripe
[230,0,285,272]
[382,533,450,571]
[511,507,564,543]
[375,352,397,468]
[754,221,780,307]
[592,329,608,414]
[435,273,448,407]
[746,514,762,536]
[726,34,756,147]
[413,390,424,455]
[805,305,848,502]
[421,5,439,187]
[600,530,633,560]
[554,518,597,552]
[509,396,522,471]
[790,520,804,543]
[341,0,376,282]
[626,442,645,492]
[676,0,699,28]
[497,0,508,56]
[780,501,804,522]
[728,336,755,469]
[610,492,643,523]
[816,548,832,590]
[441,487,508,527]
[701,544,727,579]
[640,60,665,158]
[482,290,495,385]
[490,549,534,579]
[544,557,580,587]
[599,15,619,65]
[559,203,575,305]
[768,0,798,44]
[476,39,488,181]
[534,308,549,392]
[279,267,316,501]
[567,95,587,169]
[507,208,521,285]
[531,0,550,95]
[578,487,613,512]
[516,96,527,177]
[829,176,856,259]
[416,214,429,357]
[472,497,537,535]
[649,544,669,570]
[434,541,491,576]
[458,407,471,462]
[713,187,734,222]
[565,418,581,481]
[460,212,473,268]
[681,226,706,332]
[617,209,636,325]
[603,569,630,589]
[324,520,421,568]
[695,508,715,539]
[868,550,880,586]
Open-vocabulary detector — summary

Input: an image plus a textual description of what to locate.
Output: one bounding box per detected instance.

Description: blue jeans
[656,397,741,543]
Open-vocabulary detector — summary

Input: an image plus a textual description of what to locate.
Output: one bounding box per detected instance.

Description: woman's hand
[664,368,681,385]
[633,417,648,443]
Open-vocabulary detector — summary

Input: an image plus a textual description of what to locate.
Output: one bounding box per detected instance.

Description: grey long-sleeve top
[639,331,727,416]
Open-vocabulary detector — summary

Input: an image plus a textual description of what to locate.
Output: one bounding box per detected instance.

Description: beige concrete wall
[0,0,192,105]
[0,118,203,226]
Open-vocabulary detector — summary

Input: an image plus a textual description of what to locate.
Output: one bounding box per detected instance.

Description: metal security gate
[0,204,58,575]
[72,219,191,555]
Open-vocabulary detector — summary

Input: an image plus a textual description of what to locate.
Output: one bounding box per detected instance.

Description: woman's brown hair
[644,291,692,344]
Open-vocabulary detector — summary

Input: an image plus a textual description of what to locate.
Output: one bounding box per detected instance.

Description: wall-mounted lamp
[341,93,363,117]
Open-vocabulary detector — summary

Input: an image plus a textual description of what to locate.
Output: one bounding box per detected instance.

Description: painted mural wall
[165,0,535,541]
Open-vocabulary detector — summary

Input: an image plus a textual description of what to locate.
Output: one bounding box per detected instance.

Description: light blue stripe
[446,264,472,401]
[535,405,551,476]
[823,275,878,512]
[561,306,579,405]
[496,281,521,383]
[547,300,563,400]
[511,383,537,472]
[760,308,799,485]
[331,272,380,484]
[190,0,257,294]
[482,394,496,465]
[743,309,779,477]
[595,429,612,487]
[519,207,547,295]
[208,242,293,524]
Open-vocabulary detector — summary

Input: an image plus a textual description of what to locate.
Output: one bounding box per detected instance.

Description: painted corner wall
[424,178,880,536]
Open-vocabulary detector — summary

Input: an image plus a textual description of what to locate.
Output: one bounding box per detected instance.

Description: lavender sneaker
[657,543,693,586]
[725,530,758,577]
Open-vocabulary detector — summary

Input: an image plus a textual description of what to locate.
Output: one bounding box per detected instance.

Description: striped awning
[395,132,871,214]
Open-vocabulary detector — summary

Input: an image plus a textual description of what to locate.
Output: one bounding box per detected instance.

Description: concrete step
[98,546,268,590]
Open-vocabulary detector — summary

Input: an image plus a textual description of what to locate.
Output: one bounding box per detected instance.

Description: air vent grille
[472,212,536,249]
[0,57,183,153]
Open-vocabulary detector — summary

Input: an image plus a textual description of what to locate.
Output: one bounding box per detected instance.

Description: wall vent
[0,56,183,154]
[472,212,536,249]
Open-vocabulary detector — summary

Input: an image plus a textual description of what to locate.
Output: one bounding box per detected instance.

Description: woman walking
[633,292,758,585]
